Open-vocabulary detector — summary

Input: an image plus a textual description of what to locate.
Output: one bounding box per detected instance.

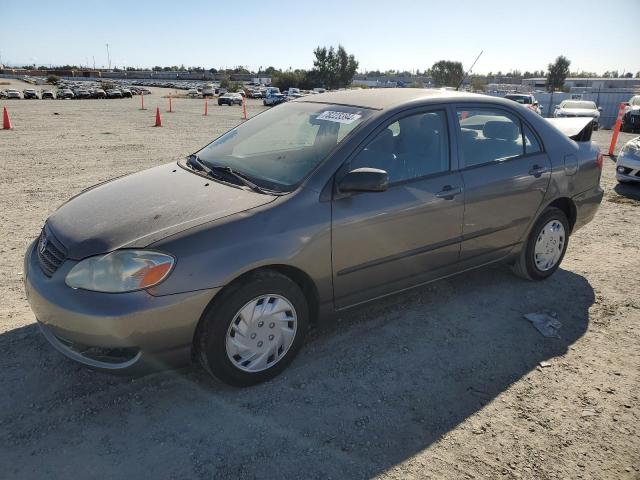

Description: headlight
[555,110,565,117]
[65,250,175,293]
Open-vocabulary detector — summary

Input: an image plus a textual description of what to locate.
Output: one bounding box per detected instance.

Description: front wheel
[197,270,309,386]
[512,207,569,281]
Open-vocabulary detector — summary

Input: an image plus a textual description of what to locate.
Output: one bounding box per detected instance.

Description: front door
[331,109,464,308]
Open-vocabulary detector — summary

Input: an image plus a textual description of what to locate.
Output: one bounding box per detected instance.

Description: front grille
[37,227,67,277]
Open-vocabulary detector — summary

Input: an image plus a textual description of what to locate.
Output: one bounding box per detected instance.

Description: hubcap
[225,294,297,373]
[534,220,565,271]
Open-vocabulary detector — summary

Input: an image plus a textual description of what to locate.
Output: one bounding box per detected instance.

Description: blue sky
[2,0,639,74]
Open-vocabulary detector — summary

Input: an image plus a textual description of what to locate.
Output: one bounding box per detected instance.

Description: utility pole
[92,56,95,70]
[105,43,111,70]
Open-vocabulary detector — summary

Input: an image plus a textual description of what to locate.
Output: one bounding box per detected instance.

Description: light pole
[105,43,111,70]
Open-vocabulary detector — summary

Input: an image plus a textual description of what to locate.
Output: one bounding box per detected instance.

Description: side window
[350,111,449,183]
[456,108,524,167]
[523,124,542,154]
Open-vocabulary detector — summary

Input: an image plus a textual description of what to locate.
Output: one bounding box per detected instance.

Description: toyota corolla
[25,89,603,386]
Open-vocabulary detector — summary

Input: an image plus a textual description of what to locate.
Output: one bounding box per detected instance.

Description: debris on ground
[524,311,562,338]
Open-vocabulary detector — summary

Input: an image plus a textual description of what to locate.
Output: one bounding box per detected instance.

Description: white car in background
[616,136,640,184]
[554,100,602,129]
[504,94,542,115]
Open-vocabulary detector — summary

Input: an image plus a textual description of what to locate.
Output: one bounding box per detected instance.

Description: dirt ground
[1,78,639,479]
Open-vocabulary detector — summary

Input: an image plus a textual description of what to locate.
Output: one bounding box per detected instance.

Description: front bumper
[623,112,640,129]
[616,154,640,183]
[24,241,220,374]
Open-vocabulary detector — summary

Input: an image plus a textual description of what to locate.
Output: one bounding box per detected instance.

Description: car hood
[47,162,277,259]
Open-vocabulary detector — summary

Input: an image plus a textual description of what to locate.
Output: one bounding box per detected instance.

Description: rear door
[331,108,464,308]
[454,106,551,263]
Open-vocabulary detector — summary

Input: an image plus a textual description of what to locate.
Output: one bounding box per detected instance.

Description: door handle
[435,185,462,199]
[528,165,549,177]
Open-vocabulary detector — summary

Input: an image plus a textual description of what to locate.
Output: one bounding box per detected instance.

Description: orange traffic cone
[2,106,12,130]
[204,99,208,116]
[154,107,162,127]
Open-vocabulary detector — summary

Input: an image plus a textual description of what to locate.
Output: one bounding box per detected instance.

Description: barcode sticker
[316,111,362,124]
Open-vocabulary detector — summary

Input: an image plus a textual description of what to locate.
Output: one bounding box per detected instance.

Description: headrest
[367,128,394,153]
[420,113,442,132]
[483,120,519,141]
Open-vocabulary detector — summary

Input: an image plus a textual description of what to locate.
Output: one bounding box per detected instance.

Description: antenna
[457,50,483,91]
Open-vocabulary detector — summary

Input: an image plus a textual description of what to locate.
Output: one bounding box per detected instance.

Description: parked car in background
[106,89,123,99]
[621,95,640,133]
[41,90,55,99]
[25,89,603,387]
[6,89,22,99]
[92,89,106,99]
[218,92,243,106]
[187,89,200,98]
[75,89,91,99]
[202,84,216,97]
[121,88,133,98]
[23,89,39,99]
[58,89,74,99]
[286,88,303,98]
[263,87,286,106]
[504,94,542,115]
[0,90,7,99]
[615,136,640,183]
[216,88,228,96]
[554,100,601,129]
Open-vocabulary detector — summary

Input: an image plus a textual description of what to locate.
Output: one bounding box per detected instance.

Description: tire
[197,270,309,387]
[512,207,570,281]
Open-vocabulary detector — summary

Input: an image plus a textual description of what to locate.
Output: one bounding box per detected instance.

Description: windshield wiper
[186,154,269,194]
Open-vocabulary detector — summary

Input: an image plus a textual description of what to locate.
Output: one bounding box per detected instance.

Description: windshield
[561,101,596,110]
[196,102,372,191]
[505,95,531,104]
[630,96,640,106]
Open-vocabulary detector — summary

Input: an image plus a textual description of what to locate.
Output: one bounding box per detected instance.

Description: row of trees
[271,45,358,91]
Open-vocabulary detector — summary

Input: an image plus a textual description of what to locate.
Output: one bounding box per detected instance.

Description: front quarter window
[196,102,372,191]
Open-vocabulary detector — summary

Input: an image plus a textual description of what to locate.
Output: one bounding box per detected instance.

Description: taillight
[596,152,603,169]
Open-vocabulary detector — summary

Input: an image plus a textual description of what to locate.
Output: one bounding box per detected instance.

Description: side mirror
[598,106,603,111]
[338,168,389,193]
[554,105,560,109]
[533,101,539,105]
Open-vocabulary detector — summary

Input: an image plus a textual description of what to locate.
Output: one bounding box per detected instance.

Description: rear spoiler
[546,117,594,142]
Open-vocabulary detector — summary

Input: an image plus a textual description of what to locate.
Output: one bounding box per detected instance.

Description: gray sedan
[24,89,603,386]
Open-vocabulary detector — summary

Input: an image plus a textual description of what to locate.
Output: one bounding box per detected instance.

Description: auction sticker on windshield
[316,111,363,124]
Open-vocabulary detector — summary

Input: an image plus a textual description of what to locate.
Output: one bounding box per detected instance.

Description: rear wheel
[197,270,309,387]
[512,207,569,281]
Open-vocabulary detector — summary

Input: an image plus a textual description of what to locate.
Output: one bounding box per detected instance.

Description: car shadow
[0,266,594,479]
[613,182,640,201]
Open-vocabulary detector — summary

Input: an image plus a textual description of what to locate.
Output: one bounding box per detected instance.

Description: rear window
[561,101,596,109]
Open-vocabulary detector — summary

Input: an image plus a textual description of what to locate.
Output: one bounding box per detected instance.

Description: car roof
[294,88,486,110]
